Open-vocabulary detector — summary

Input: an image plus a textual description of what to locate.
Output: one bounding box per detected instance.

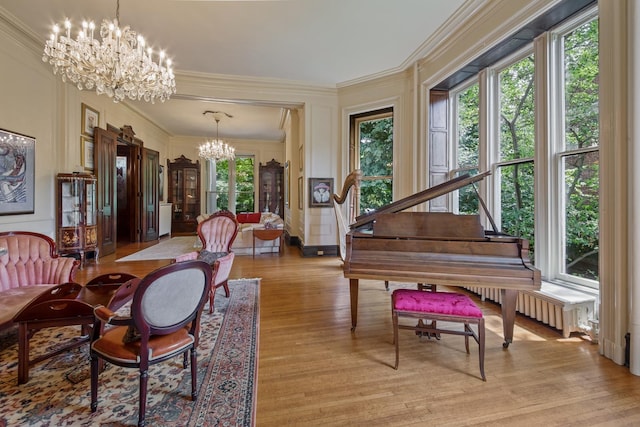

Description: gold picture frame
[81,136,94,171]
[81,103,99,137]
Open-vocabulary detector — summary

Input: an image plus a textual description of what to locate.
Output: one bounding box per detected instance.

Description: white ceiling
[0,0,469,142]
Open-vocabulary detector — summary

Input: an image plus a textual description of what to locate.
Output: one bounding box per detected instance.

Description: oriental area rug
[0,278,260,427]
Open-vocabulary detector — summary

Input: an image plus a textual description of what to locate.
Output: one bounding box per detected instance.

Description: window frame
[447,5,599,291]
[205,155,256,214]
[349,107,394,215]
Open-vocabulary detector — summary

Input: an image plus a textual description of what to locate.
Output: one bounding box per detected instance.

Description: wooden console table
[252,228,284,258]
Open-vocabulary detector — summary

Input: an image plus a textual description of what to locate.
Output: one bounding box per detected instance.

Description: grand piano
[336,170,541,348]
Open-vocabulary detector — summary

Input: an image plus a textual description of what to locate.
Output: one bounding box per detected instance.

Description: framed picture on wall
[298,176,303,210]
[309,177,333,208]
[81,103,99,137]
[81,136,94,171]
[0,128,35,215]
[284,161,290,207]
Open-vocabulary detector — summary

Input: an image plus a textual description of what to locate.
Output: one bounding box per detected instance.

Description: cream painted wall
[0,21,59,237]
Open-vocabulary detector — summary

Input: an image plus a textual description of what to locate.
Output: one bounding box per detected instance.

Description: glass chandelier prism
[199,114,235,162]
[42,0,175,103]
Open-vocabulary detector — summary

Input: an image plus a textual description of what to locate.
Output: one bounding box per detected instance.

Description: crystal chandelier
[199,111,235,162]
[42,0,175,103]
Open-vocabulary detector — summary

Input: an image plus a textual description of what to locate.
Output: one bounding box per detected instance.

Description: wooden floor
[75,239,640,426]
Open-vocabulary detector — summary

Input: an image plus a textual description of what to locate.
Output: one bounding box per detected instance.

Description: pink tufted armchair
[174,210,238,313]
[0,231,80,330]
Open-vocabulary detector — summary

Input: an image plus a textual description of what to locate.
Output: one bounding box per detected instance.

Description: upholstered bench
[392,289,486,381]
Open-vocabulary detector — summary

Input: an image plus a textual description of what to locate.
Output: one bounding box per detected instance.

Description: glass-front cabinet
[259,159,284,217]
[56,173,97,266]
[168,155,200,233]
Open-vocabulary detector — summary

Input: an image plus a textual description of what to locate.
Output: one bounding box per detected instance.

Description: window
[495,53,536,249]
[452,82,479,214]
[350,108,393,214]
[207,156,255,214]
[448,6,598,289]
[554,14,599,285]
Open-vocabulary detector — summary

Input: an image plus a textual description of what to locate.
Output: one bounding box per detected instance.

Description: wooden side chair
[392,289,486,381]
[175,210,238,313]
[89,260,213,427]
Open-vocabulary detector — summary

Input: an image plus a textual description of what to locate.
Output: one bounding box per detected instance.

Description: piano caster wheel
[503,340,510,348]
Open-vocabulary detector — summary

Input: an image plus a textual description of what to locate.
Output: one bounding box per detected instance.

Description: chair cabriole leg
[479,317,486,381]
[191,347,198,401]
[139,369,148,427]
[90,353,99,412]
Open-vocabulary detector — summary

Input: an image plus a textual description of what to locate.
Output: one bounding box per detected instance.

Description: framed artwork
[309,177,333,208]
[284,161,290,207]
[0,128,35,215]
[81,103,99,137]
[81,136,94,171]
[297,176,303,210]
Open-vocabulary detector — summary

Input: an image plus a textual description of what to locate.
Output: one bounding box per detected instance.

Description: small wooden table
[252,228,284,258]
[12,273,136,384]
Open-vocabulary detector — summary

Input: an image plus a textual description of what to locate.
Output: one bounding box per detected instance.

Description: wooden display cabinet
[56,173,97,267]
[167,155,201,233]
[259,159,284,217]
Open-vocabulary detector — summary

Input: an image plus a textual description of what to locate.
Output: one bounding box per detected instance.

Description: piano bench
[391,289,486,381]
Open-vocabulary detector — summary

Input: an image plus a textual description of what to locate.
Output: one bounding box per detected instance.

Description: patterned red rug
[0,278,260,426]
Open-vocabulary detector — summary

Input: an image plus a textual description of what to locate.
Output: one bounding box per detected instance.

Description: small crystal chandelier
[199,111,235,162]
[42,0,175,103]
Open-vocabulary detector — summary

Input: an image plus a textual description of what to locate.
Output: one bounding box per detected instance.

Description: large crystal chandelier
[42,0,175,103]
[199,111,235,162]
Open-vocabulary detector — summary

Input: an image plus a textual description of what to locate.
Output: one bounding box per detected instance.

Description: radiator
[464,282,596,338]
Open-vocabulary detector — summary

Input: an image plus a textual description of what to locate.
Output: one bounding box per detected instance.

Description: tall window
[350,108,393,214]
[453,82,480,214]
[449,6,599,289]
[556,15,599,284]
[208,156,255,213]
[496,54,536,249]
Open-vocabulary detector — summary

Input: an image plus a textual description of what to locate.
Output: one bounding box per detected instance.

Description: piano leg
[350,279,359,331]
[500,289,518,348]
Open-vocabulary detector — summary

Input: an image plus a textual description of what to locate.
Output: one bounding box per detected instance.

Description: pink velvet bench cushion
[392,289,483,318]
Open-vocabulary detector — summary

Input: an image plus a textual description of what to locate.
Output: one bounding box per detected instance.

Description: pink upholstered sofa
[0,231,80,331]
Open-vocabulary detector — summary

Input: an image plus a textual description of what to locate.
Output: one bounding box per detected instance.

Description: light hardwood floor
[75,239,640,427]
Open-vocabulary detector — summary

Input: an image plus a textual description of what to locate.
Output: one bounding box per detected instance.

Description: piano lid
[350,170,491,230]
